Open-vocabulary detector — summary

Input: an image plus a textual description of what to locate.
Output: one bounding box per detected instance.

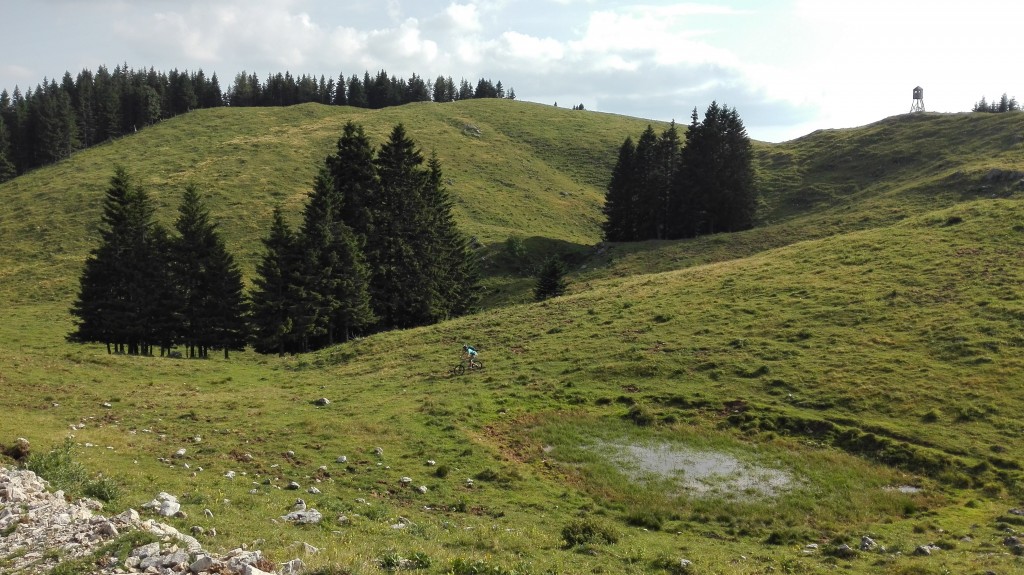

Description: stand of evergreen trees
[70,124,479,358]
[69,168,247,358]
[250,122,480,355]
[972,93,1019,113]
[603,102,755,241]
[0,65,515,182]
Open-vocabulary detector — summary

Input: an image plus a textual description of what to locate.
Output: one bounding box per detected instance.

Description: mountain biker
[462,344,479,368]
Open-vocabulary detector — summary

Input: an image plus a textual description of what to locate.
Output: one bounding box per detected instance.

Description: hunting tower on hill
[910,86,925,113]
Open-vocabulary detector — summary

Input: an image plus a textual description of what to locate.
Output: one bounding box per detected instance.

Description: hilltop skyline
[2,0,1022,142]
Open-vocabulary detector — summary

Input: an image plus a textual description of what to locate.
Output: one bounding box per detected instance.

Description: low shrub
[561,518,619,547]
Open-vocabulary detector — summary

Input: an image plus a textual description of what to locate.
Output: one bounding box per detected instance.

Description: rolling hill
[1,101,1023,575]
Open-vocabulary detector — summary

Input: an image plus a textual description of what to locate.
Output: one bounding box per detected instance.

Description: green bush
[625,508,664,530]
[83,475,120,502]
[561,518,619,547]
[625,404,656,426]
[25,439,88,493]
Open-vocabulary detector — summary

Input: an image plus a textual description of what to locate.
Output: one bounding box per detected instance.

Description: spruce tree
[297,168,375,348]
[370,123,433,328]
[0,115,15,182]
[631,125,659,239]
[172,185,247,358]
[250,207,299,355]
[602,136,637,242]
[653,122,681,239]
[424,153,480,318]
[328,121,378,243]
[534,257,568,301]
[674,102,755,235]
[69,166,161,354]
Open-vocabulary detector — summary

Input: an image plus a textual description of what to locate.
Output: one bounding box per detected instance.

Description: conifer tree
[328,121,378,243]
[369,123,434,328]
[250,207,300,355]
[534,257,568,301]
[69,166,162,354]
[297,168,375,348]
[602,136,637,242]
[424,153,480,318]
[0,115,15,182]
[673,102,755,235]
[631,125,660,239]
[172,185,247,358]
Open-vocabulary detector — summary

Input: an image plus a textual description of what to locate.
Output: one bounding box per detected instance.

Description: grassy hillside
[2,103,1024,574]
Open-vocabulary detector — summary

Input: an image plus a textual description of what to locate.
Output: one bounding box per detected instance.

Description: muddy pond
[591,440,798,498]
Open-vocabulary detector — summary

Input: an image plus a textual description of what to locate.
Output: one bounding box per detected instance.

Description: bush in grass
[561,518,619,547]
[24,437,121,501]
[651,555,696,574]
[83,475,120,502]
[625,508,664,531]
[625,404,656,426]
[25,439,88,492]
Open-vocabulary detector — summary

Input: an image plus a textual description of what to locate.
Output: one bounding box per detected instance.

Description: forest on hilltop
[0,64,514,181]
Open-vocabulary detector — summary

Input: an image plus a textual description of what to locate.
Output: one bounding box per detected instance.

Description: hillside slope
[0,100,659,308]
[2,103,1024,574]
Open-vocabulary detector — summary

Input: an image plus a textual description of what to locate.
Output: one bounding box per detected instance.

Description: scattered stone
[336,455,347,463]
[287,481,300,490]
[833,543,856,558]
[280,558,305,574]
[292,499,307,512]
[860,535,877,551]
[303,542,319,555]
[373,446,384,456]
[159,500,181,517]
[913,545,938,556]
[189,555,218,573]
[400,476,412,485]
[191,525,205,536]
[417,485,428,494]
[1009,508,1024,516]
[173,448,187,458]
[307,486,321,495]
[426,459,436,466]
[204,508,214,518]
[1004,535,1020,546]
[281,508,323,525]
[466,478,475,487]
[314,397,331,406]
[242,453,254,462]
[102,402,112,408]
[225,470,237,479]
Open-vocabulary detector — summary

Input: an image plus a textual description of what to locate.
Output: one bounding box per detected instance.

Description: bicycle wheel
[452,363,465,375]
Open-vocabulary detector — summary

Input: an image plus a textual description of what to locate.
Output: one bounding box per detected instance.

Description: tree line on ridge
[0,65,514,182]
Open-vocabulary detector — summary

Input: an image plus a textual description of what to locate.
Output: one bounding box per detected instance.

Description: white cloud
[446,3,482,32]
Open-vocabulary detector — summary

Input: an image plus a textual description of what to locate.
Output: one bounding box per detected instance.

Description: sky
[2,0,1022,142]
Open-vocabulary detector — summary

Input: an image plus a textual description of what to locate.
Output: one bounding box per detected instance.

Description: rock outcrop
[0,466,303,574]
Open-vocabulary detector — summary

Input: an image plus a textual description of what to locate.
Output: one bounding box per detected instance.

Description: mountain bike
[450,358,484,376]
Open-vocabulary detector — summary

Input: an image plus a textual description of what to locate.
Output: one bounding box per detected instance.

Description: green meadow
[2,101,1024,574]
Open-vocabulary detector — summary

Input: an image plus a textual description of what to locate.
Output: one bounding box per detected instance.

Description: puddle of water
[591,440,797,498]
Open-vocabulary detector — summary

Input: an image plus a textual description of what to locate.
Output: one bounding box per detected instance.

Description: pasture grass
[1,103,1024,573]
